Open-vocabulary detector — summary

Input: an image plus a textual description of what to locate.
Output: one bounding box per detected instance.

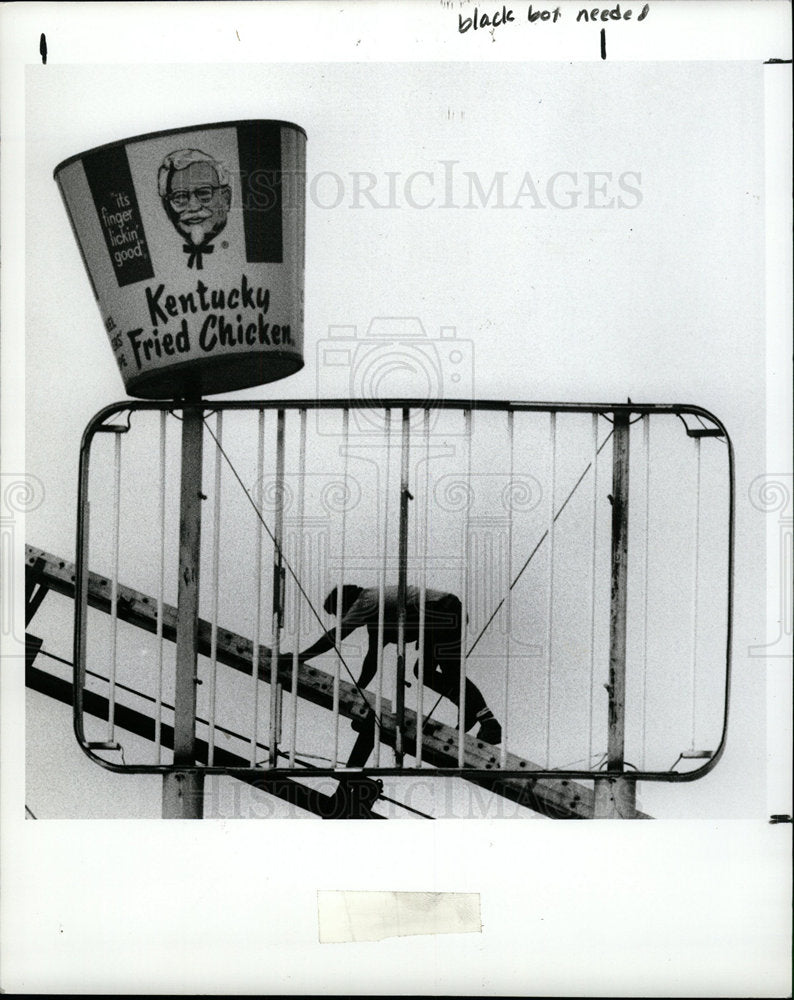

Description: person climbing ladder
[286,584,502,745]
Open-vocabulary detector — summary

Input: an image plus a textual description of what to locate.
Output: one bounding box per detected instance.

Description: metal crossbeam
[24,660,384,819]
[26,543,646,819]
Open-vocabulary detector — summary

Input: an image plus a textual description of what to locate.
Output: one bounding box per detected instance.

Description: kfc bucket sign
[55,120,306,398]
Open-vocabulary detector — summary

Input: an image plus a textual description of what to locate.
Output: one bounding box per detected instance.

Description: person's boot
[474,708,502,745]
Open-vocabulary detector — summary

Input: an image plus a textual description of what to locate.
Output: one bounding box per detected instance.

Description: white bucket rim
[53,118,308,178]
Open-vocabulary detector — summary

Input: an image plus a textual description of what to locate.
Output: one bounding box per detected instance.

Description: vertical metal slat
[500,410,515,770]
[416,408,431,767]
[640,414,651,769]
[457,409,472,769]
[395,408,410,767]
[269,410,286,767]
[108,431,122,741]
[375,409,391,767]
[289,409,307,767]
[587,413,599,769]
[544,412,557,768]
[208,411,222,766]
[155,411,166,764]
[250,409,265,766]
[332,408,350,769]
[690,435,702,751]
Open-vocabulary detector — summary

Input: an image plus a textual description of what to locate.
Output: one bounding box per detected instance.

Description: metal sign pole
[595,409,637,818]
[163,402,205,819]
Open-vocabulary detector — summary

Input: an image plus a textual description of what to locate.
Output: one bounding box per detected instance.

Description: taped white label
[317,890,482,944]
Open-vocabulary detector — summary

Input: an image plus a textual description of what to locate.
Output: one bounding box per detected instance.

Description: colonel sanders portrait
[158,149,232,269]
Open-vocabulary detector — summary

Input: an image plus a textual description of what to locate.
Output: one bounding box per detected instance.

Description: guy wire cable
[424,422,616,725]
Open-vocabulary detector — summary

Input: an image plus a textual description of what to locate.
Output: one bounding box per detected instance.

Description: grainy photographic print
[1,1,791,996]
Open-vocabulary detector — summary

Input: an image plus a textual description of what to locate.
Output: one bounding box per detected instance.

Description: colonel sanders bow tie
[183,243,214,270]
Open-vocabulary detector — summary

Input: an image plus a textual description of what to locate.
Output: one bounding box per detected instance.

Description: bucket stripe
[56,179,100,300]
[83,145,155,287]
[236,122,283,264]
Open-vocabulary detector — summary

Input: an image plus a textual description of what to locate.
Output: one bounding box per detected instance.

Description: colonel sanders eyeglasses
[166,186,225,210]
